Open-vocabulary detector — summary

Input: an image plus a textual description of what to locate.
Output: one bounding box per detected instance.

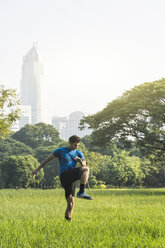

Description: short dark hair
[69,135,81,143]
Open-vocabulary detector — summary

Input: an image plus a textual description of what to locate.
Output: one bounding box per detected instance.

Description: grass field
[0,188,165,248]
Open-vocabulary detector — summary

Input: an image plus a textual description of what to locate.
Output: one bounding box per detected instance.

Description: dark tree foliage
[35,146,60,187]
[12,122,61,148]
[0,136,34,163]
[0,155,43,188]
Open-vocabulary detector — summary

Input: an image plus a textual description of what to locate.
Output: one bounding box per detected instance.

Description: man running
[32,135,92,221]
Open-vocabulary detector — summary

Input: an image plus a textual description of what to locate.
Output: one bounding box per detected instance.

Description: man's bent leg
[80,167,90,185]
[79,167,89,193]
[77,167,93,200]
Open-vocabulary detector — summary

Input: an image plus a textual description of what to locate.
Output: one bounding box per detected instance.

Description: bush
[92,184,106,189]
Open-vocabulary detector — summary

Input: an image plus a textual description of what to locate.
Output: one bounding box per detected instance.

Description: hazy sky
[1,0,165,117]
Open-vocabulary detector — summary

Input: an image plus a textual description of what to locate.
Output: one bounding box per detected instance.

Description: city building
[10,120,19,133]
[20,44,45,127]
[52,111,92,140]
[19,105,31,129]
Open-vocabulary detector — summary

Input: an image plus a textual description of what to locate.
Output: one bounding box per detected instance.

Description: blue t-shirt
[52,147,84,174]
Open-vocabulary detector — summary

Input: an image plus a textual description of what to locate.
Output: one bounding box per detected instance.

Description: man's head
[68,135,81,150]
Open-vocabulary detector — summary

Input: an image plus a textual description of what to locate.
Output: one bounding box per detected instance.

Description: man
[32,135,92,221]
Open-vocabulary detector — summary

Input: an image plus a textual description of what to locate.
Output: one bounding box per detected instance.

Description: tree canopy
[0,88,20,138]
[80,79,165,154]
[35,145,60,186]
[0,155,42,188]
[0,136,34,163]
[12,122,61,148]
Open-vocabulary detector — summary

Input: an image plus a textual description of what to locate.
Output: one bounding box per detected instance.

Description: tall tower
[20,44,45,124]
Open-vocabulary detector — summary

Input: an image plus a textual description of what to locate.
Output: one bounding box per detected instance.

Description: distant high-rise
[52,111,92,140]
[19,105,31,129]
[20,44,45,125]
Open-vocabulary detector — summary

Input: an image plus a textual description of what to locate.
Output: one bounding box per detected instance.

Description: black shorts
[60,167,83,199]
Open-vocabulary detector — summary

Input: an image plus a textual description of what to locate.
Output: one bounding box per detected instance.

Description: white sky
[1,0,165,118]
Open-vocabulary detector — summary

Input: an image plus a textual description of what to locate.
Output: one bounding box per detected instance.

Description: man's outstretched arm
[32,153,55,176]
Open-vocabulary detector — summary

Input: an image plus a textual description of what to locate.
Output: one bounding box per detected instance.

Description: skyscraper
[20,44,45,125]
[52,111,92,140]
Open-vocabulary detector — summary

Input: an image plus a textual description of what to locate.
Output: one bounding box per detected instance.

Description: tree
[97,148,145,187]
[0,136,34,163]
[80,79,165,155]
[12,122,61,148]
[0,166,2,187]
[0,88,20,138]
[35,146,60,187]
[82,135,117,156]
[142,152,165,187]
[54,176,61,188]
[81,135,94,150]
[0,155,43,188]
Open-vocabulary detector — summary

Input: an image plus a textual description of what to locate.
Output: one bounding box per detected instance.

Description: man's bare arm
[74,156,87,167]
[32,153,55,176]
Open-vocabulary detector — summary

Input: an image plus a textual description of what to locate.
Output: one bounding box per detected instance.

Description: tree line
[0,78,165,188]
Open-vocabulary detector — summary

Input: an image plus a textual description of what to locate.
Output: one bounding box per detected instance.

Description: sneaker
[77,191,93,200]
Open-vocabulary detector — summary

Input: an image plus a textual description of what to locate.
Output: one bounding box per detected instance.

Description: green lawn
[0,188,165,248]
